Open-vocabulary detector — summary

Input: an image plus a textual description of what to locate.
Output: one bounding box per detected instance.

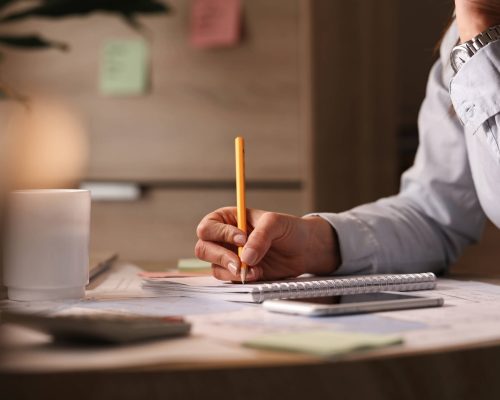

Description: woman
[195,0,500,282]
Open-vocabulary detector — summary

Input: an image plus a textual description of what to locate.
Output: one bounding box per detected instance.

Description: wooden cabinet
[91,189,304,263]
[1,0,398,263]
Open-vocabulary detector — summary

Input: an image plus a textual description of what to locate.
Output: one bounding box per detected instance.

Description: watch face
[451,46,473,73]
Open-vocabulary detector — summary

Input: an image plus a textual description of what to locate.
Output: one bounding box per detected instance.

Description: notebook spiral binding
[253,273,436,303]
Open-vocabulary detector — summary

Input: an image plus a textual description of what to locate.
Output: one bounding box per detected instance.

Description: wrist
[455,1,500,41]
[457,17,494,42]
[302,216,341,275]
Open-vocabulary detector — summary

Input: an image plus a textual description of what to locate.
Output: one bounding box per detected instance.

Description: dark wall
[396,0,453,174]
[397,0,453,126]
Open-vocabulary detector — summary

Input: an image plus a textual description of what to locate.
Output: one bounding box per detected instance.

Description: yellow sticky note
[243,331,402,357]
[100,39,149,96]
[177,258,212,273]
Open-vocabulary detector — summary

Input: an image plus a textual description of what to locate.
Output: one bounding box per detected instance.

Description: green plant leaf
[0,0,170,23]
[0,34,68,50]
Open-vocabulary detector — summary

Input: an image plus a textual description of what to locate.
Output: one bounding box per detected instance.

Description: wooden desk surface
[3,338,500,400]
[2,265,500,400]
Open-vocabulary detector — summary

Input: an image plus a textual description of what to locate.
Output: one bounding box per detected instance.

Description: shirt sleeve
[449,40,500,224]
[450,40,500,140]
[311,42,486,276]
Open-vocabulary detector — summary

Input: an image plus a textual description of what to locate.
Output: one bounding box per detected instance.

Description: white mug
[3,189,90,301]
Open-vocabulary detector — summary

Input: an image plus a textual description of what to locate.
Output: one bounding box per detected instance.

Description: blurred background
[0,0,494,285]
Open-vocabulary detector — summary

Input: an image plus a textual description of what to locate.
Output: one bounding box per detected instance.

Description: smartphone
[263,292,444,317]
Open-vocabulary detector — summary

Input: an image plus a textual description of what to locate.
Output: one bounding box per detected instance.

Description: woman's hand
[455,0,500,42]
[195,207,340,282]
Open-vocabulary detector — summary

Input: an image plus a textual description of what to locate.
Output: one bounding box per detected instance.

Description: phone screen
[288,292,420,305]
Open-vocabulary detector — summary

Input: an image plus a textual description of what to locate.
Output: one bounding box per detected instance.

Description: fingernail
[242,247,258,266]
[234,234,246,246]
[228,261,239,275]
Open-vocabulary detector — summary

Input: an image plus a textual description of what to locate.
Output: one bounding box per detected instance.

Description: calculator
[1,311,191,343]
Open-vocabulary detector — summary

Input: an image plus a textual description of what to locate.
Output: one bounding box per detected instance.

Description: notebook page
[144,276,258,293]
[143,275,334,294]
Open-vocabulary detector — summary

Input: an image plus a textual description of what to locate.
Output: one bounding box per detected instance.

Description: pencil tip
[240,269,247,285]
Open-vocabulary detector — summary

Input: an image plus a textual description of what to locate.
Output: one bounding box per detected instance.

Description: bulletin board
[0,0,304,184]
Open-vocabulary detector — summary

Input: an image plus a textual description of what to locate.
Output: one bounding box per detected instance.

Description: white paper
[5,269,500,371]
[188,278,500,351]
[68,296,244,316]
[87,263,146,298]
[0,324,261,372]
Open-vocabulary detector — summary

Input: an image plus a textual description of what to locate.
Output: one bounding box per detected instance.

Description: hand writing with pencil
[195,208,340,282]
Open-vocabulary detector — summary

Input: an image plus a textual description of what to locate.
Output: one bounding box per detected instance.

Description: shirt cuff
[450,40,500,135]
[306,212,379,275]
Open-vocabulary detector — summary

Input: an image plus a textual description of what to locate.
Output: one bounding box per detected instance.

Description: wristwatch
[450,24,500,73]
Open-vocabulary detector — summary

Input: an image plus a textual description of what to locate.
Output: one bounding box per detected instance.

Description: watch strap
[451,25,500,73]
[463,25,500,54]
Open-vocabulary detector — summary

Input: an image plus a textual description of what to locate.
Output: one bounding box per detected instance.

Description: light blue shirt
[317,23,500,275]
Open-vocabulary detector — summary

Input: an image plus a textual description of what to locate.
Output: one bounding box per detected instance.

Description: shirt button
[465,104,475,120]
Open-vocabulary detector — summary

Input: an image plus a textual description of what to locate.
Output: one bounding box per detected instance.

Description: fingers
[212,265,263,282]
[241,212,288,267]
[197,209,247,247]
[195,240,241,273]
[245,266,263,282]
[196,208,284,282]
[212,265,235,281]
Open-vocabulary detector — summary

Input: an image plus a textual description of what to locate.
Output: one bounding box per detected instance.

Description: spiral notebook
[142,272,437,303]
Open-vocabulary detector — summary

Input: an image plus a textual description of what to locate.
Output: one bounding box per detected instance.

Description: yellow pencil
[235,136,247,284]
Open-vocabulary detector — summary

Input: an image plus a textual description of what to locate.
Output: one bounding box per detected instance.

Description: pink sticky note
[139,271,209,278]
[190,0,241,49]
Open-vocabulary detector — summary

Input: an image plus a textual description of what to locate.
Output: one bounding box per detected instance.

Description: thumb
[241,213,287,266]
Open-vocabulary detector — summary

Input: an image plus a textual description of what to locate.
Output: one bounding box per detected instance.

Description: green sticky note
[178,258,212,273]
[100,40,149,96]
[244,331,402,357]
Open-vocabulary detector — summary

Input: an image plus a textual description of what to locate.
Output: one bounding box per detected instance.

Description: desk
[2,267,500,400]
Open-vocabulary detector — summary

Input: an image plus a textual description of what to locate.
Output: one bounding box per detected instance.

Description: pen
[235,136,247,284]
